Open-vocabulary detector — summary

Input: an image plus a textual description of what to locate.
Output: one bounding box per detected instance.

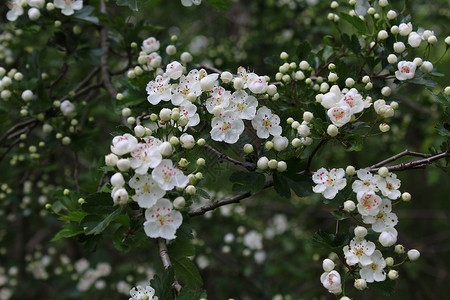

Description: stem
[204,144,244,166]
[157,238,182,293]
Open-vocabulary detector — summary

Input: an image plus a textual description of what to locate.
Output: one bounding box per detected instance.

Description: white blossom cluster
[6,0,83,22]
[129,285,157,300]
[312,166,421,295]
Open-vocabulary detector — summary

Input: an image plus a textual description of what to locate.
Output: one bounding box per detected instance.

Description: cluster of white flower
[5,0,83,21]
[129,285,157,300]
[75,261,111,291]
[313,166,421,295]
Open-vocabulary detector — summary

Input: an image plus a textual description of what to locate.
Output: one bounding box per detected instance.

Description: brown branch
[189,179,273,217]
[204,144,244,166]
[369,150,450,172]
[157,238,182,293]
[0,119,38,146]
[74,66,101,92]
[48,62,68,99]
[306,139,327,172]
[196,64,222,74]
[74,153,80,192]
[370,149,431,169]
[99,0,117,98]
[96,171,108,192]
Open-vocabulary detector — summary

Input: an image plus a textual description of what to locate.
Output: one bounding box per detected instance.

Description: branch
[204,144,244,166]
[189,179,274,217]
[48,62,68,99]
[370,149,431,169]
[196,64,222,74]
[369,149,450,172]
[306,139,327,172]
[99,0,117,98]
[157,238,182,292]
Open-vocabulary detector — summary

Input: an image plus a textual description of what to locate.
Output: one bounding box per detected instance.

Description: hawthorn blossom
[178,101,200,129]
[246,73,268,94]
[251,106,282,138]
[144,198,182,240]
[229,90,258,120]
[362,198,398,232]
[128,173,165,208]
[359,250,387,283]
[374,173,401,199]
[210,110,245,144]
[408,32,423,48]
[327,105,352,127]
[141,37,160,54]
[206,86,231,113]
[6,0,24,21]
[352,168,378,194]
[379,227,398,247]
[54,0,83,16]
[321,85,343,109]
[111,187,129,205]
[171,70,202,105]
[181,0,201,6]
[338,89,364,115]
[165,61,183,80]
[312,168,347,199]
[399,22,413,36]
[343,238,376,266]
[27,0,45,8]
[130,143,163,175]
[146,75,171,105]
[129,285,156,300]
[357,191,382,216]
[145,52,162,69]
[152,159,189,191]
[395,61,416,81]
[111,134,138,156]
[320,270,342,294]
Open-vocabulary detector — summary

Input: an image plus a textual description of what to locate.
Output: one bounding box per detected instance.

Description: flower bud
[420,61,433,73]
[327,124,339,137]
[185,185,196,195]
[407,249,420,261]
[233,77,245,90]
[197,138,206,146]
[196,158,206,167]
[379,123,390,132]
[150,113,158,121]
[200,74,218,91]
[180,134,195,149]
[169,136,179,146]
[62,136,71,145]
[159,142,173,156]
[379,228,398,247]
[166,45,176,56]
[243,144,254,154]
[378,167,389,177]
[328,72,338,82]
[277,161,287,172]
[127,117,136,125]
[394,244,405,254]
[178,116,189,127]
[273,136,288,151]
[342,200,356,213]
[291,138,301,148]
[267,84,277,96]
[387,10,397,20]
[179,158,189,168]
[159,108,171,121]
[295,71,305,80]
[134,125,145,137]
[303,112,313,123]
[354,226,368,238]
[187,174,196,185]
[354,278,367,290]
[265,141,273,150]
[111,173,125,187]
[180,52,193,63]
[268,159,278,169]
[401,192,411,202]
[173,196,186,210]
[427,35,437,44]
[378,30,388,40]
[297,124,310,137]
[218,71,233,84]
[112,188,128,205]
[381,86,391,97]
[387,54,397,64]
[388,270,399,280]
[105,153,118,167]
[345,166,356,176]
[379,0,388,7]
[21,90,33,102]
[28,7,41,20]
[393,41,405,53]
[322,259,335,272]
[257,157,269,170]
[280,51,289,60]
[385,257,394,266]
[195,172,203,181]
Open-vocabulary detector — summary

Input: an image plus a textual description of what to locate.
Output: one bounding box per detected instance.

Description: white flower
[60,100,75,116]
[379,227,398,247]
[177,101,200,130]
[181,0,201,6]
[129,285,156,300]
[408,32,423,48]
[374,173,401,199]
[158,142,173,156]
[144,198,182,240]
[180,134,195,149]
[338,89,364,115]
[272,136,289,151]
[145,52,162,69]
[362,198,398,232]
[359,250,386,283]
[165,61,183,80]
[246,73,268,94]
[243,230,263,250]
[399,22,413,36]
[395,61,416,81]
[6,0,24,21]
[130,141,163,174]
[141,37,160,54]
[146,75,171,105]
[407,249,420,261]
[357,191,382,216]
[251,106,282,138]
[152,159,189,191]
[111,172,125,187]
[111,134,138,156]
[128,173,165,208]
[112,187,129,205]
[320,270,342,294]
[54,0,83,16]
[28,7,41,20]
[171,69,202,105]
[343,238,376,266]
[322,259,335,272]
[206,86,231,114]
[327,105,352,127]
[210,110,245,144]
[312,168,347,199]
[200,73,219,92]
[393,41,406,53]
[321,85,342,109]
[352,168,378,194]
[228,90,258,120]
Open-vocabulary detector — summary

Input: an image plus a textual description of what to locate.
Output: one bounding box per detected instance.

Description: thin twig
[74,153,80,193]
[204,144,244,166]
[196,64,222,74]
[369,150,450,172]
[306,139,327,172]
[157,238,182,292]
[370,149,431,169]
[48,62,68,99]
[189,179,274,217]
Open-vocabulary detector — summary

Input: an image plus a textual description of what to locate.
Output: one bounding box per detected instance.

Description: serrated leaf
[273,172,291,199]
[428,89,449,107]
[345,134,364,152]
[82,192,115,215]
[341,13,367,33]
[196,188,211,199]
[111,125,134,136]
[372,279,397,296]
[312,230,350,253]
[51,223,85,241]
[151,267,175,300]
[168,238,195,258]
[178,288,207,300]
[435,124,450,137]
[172,256,203,288]
[58,211,87,222]
[409,76,437,87]
[82,206,124,235]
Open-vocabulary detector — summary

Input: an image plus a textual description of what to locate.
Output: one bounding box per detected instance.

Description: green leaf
[331,210,351,220]
[73,5,99,24]
[178,288,208,300]
[341,33,361,55]
[82,206,124,235]
[312,230,350,253]
[151,267,175,300]
[435,124,450,137]
[345,134,364,152]
[58,211,87,222]
[172,256,203,288]
[372,279,397,296]
[168,238,195,258]
[206,0,228,10]
[230,172,266,195]
[111,125,134,136]
[82,192,115,215]
[273,172,291,199]
[115,0,144,11]
[409,76,437,87]
[340,13,367,33]
[428,89,450,107]
[51,223,84,241]
[196,188,211,199]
